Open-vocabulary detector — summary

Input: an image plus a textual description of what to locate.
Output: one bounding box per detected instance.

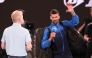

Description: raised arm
[62,2,79,27]
[62,15,79,27]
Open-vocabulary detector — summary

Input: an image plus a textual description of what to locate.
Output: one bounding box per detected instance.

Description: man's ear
[18,18,21,23]
[50,16,52,20]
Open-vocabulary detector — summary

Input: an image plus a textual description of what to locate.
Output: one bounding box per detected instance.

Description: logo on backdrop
[0,0,5,3]
[63,0,92,8]
[85,0,92,7]
[0,0,92,7]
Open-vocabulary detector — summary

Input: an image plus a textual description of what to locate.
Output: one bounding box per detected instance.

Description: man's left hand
[66,2,74,13]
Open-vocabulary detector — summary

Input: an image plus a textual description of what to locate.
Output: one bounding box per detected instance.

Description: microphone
[51,26,57,42]
[52,26,57,33]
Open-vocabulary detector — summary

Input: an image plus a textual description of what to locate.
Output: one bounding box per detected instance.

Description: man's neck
[13,21,21,25]
[52,22,59,26]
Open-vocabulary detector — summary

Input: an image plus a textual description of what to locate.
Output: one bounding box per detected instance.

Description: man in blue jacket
[41,3,79,58]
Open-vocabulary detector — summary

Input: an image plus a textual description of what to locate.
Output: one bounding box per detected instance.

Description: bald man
[1,10,32,58]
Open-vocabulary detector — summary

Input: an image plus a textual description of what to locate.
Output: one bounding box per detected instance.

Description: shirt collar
[12,23,21,27]
[51,22,60,27]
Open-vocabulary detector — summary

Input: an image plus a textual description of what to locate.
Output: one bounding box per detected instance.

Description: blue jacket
[41,15,79,58]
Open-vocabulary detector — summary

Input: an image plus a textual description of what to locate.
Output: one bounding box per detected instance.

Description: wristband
[71,11,76,15]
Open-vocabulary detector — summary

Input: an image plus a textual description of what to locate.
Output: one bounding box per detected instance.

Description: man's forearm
[26,42,32,51]
[41,40,51,49]
[26,46,32,51]
[1,42,6,49]
[78,23,85,32]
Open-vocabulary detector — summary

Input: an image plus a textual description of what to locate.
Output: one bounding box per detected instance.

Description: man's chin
[53,22,58,25]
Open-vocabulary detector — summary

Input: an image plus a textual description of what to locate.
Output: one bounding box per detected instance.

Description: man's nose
[53,18,57,20]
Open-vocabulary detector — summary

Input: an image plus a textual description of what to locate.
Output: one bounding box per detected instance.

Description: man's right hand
[48,32,56,42]
[84,34,91,43]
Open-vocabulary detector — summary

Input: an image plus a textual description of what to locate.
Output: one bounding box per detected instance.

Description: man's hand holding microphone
[48,26,57,42]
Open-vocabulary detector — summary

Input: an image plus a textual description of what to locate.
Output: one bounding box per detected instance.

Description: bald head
[11,10,24,24]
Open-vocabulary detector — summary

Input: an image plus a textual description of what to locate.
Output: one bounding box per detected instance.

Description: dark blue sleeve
[41,28,51,49]
[62,15,79,27]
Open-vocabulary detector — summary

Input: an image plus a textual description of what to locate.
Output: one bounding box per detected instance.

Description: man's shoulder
[46,25,52,30]
[20,27,29,33]
[4,26,12,31]
[44,25,52,33]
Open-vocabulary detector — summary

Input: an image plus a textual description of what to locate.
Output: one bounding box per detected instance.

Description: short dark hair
[50,9,59,15]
